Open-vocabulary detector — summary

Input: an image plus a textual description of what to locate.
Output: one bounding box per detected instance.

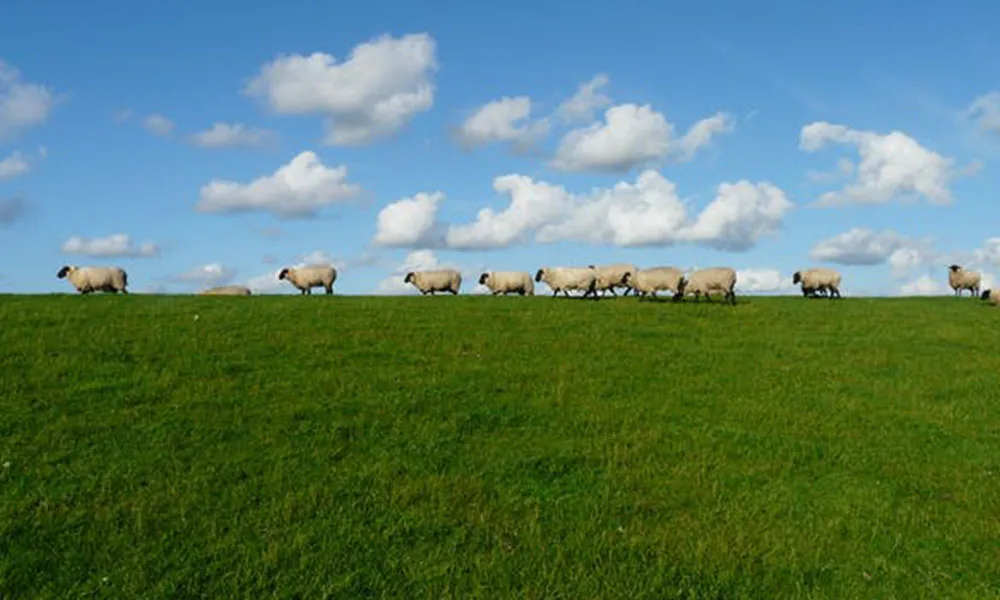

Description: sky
[1,0,999,296]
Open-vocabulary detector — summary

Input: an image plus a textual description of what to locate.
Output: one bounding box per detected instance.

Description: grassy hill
[1,294,998,598]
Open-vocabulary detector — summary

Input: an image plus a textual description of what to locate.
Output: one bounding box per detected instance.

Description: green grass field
[1,294,999,598]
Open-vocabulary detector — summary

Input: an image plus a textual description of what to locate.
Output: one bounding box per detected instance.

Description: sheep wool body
[478,271,534,296]
[198,285,252,296]
[948,265,981,297]
[278,264,337,295]
[793,268,842,298]
[56,265,128,294]
[404,269,462,295]
[624,267,685,298]
[534,267,599,298]
[589,263,639,296]
[678,267,738,304]
[980,289,1000,306]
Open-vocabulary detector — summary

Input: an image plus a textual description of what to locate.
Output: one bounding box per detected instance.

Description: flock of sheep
[53,262,999,305]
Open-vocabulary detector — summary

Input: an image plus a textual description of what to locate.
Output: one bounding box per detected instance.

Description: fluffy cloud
[61,234,160,258]
[555,74,611,123]
[799,122,960,206]
[551,104,734,172]
[245,33,438,145]
[143,113,174,136]
[965,92,1000,135]
[735,269,795,294]
[195,151,361,217]
[0,151,29,180]
[809,227,940,278]
[973,238,1000,266]
[190,123,275,148]
[173,263,236,287]
[444,170,791,251]
[373,191,444,247]
[453,96,549,150]
[0,196,25,224]
[0,60,56,141]
[899,275,948,296]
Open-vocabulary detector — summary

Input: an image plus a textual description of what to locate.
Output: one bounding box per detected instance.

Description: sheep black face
[277,268,289,280]
[56,266,72,279]
[534,269,544,282]
[404,272,415,284]
[982,289,992,300]
[948,265,962,273]
[792,271,801,285]
[622,272,632,284]
[478,273,489,285]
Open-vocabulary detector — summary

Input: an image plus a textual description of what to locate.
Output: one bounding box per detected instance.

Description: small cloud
[173,263,236,287]
[190,122,276,148]
[61,234,160,258]
[143,113,174,136]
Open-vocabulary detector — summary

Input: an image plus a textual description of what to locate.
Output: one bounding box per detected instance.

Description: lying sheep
[478,271,534,296]
[198,285,252,296]
[948,265,981,297]
[534,267,599,299]
[622,267,684,300]
[278,264,337,295]
[792,268,842,299]
[588,263,639,296]
[56,265,128,294]
[404,269,462,295]
[980,289,1000,306]
[676,267,737,304]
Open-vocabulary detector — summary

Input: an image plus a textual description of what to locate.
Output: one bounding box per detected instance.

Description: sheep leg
[325,285,333,295]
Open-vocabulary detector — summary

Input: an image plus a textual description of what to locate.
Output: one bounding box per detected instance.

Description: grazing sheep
[56,265,128,294]
[792,268,842,299]
[676,267,738,304]
[588,263,639,296]
[948,265,981,297]
[198,285,252,296]
[622,267,684,300]
[404,269,462,295]
[980,289,1000,306]
[278,264,338,295]
[534,267,599,299]
[478,271,534,296]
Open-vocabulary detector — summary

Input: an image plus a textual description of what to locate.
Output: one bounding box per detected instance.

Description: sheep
[533,267,599,299]
[622,267,684,300]
[404,269,462,295]
[676,267,737,304]
[948,265,981,297]
[198,285,252,296]
[56,265,128,294]
[792,268,842,299]
[478,271,534,296]
[278,264,337,295]
[980,289,1000,306]
[587,263,639,296]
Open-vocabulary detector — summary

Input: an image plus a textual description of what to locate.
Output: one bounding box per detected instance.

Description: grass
[1,293,999,598]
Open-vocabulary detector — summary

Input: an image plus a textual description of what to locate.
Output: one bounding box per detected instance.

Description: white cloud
[195,150,361,217]
[0,60,56,141]
[0,151,29,180]
[374,249,485,295]
[965,91,1000,135]
[245,269,285,294]
[61,234,160,258]
[0,196,25,224]
[800,121,960,206]
[551,104,734,172]
[899,275,948,296]
[190,122,275,148]
[373,191,444,247]
[143,113,174,136]
[555,73,611,123]
[735,269,795,294]
[444,170,791,251]
[809,227,939,278]
[174,263,236,286]
[244,32,438,145]
[974,238,1000,267]
[453,96,549,150]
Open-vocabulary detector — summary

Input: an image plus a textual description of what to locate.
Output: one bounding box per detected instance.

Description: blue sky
[2,0,999,296]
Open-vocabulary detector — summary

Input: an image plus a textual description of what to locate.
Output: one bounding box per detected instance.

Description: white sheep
[588,263,639,296]
[792,268,842,299]
[56,265,128,294]
[677,267,738,304]
[534,267,599,298]
[478,271,534,296]
[948,265,981,297]
[198,285,252,296]
[404,269,462,295]
[980,289,1000,306]
[623,267,684,300]
[278,264,338,295]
